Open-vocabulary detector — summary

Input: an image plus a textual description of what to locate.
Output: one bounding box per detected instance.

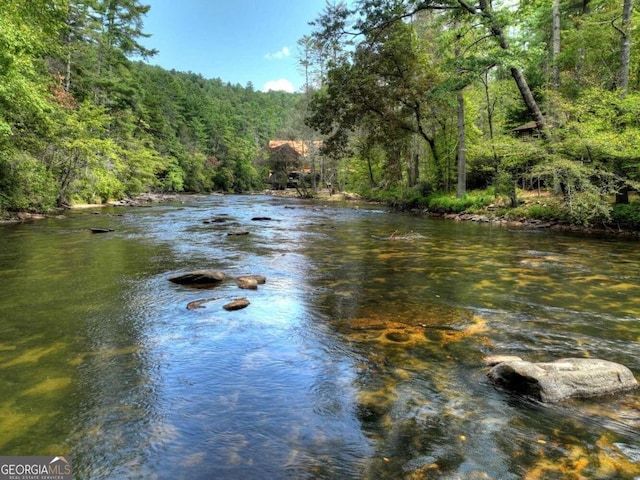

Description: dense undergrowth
[358,187,640,232]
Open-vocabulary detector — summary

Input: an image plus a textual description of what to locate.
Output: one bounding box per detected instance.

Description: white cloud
[262,79,295,93]
[264,46,290,60]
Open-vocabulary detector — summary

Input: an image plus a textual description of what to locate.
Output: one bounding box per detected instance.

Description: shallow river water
[0,194,639,479]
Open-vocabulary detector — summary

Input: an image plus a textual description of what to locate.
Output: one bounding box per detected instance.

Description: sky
[140,0,330,93]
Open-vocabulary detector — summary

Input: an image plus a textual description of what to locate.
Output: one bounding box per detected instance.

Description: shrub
[0,152,57,212]
[610,203,640,230]
[526,202,568,222]
[427,191,495,214]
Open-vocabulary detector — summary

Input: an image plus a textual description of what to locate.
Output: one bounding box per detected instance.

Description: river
[0,194,639,479]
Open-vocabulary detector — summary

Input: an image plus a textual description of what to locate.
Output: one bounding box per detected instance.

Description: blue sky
[140,0,329,92]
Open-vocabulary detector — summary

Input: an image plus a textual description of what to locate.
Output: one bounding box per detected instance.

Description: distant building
[512,121,542,139]
[268,140,321,158]
[267,140,322,189]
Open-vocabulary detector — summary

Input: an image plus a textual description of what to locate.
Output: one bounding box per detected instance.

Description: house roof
[268,140,322,157]
[512,121,538,132]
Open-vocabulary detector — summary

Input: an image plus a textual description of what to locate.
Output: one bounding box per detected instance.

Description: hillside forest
[0,0,298,212]
[1,0,639,228]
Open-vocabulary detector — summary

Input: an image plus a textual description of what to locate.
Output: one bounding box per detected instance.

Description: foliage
[0,151,57,212]
[0,0,300,214]
[1,0,639,232]
[610,202,640,229]
[303,0,640,229]
[426,190,495,214]
[526,202,569,222]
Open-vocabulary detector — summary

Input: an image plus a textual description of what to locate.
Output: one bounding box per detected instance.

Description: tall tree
[307,18,450,188]
[92,0,156,107]
[457,0,548,132]
[0,0,65,143]
[616,0,634,96]
[552,0,561,89]
[453,18,467,198]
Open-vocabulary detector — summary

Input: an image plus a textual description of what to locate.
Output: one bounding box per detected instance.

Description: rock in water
[186,298,218,310]
[487,358,638,402]
[484,355,525,366]
[236,274,266,286]
[223,297,250,311]
[235,277,258,290]
[168,270,226,287]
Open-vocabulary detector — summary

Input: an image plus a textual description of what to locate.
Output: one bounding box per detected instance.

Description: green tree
[45,101,121,204]
[0,0,65,145]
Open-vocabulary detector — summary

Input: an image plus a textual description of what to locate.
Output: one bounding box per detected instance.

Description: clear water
[0,194,639,479]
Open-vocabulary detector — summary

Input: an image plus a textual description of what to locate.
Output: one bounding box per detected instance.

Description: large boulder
[487,357,638,402]
[168,270,225,287]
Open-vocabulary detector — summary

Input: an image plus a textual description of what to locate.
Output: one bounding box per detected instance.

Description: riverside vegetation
[1,0,639,232]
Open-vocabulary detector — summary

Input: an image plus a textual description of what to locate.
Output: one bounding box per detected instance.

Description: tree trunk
[457,91,467,198]
[473,0,548,132]
[64,3,73,93]
[552,0,561,89]
[481,70,500,172]
[510,67,547,132]
[616,187,630,204]
[618,0,633,96]
[65,44,72,93]
[454,19,466,198]
[367,155,375,187]
[574,0,590,86]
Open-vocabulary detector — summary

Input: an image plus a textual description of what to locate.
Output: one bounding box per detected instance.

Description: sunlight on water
[0,195,639,479]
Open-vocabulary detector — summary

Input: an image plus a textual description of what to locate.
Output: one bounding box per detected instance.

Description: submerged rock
[385,331,412,343]
[186,297,218,310]
[168,270,226,287]
[487,357,638,402]
[203,216,229,224]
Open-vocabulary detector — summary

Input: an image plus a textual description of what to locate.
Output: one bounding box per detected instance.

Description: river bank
[437,211,640,237]
[300,188,640,238]
[2,189,639,239]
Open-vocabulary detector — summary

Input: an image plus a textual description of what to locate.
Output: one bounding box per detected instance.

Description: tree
[616,0,634,96]
[88,0,157,108]
[307,17,454,191]
[349,0,548,132]
[45,101,124,205]
[459,0,548,132]
[552,0,561,89]
[0,0,65,144]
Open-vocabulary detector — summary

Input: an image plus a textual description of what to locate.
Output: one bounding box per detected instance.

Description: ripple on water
[3,195,640,479]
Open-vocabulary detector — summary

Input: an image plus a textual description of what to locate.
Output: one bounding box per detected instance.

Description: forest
[1,0,639,228]
[303,0,640,228]
[0,0,299,213]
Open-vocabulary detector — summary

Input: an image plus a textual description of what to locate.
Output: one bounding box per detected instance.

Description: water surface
[0,194,639,479]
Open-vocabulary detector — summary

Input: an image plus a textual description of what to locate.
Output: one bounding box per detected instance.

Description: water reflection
[0,195,639,479]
